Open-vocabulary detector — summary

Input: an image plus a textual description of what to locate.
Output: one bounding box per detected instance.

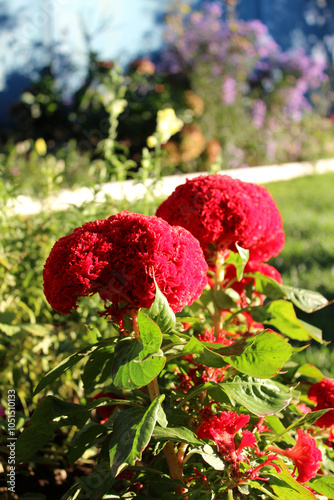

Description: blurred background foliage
[1,2,334,195]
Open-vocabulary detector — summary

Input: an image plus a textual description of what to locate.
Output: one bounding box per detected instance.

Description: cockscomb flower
[268,429,322,483]
[43,211,208,316]
[197,411,256,463]
[91,392,125,424]
[197,328,234,346]
[308,378,334,428]
[156,174,284,262]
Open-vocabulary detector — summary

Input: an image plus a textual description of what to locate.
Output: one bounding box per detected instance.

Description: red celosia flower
[156,174,284,262]
[43,211,208,315]
[91,392,125,424]
[175,365,227,392]
[297,403,312,415]
[268,429,322,483]
[197,328,234,346]
[197,411,256,463]
[308,378,334,427]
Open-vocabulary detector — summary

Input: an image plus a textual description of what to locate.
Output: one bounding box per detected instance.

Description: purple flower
[222,77,237,105]
[252,99,267,129]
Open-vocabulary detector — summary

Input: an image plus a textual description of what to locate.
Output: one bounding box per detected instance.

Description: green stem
[130,309,186,492]
[228,488,234,500]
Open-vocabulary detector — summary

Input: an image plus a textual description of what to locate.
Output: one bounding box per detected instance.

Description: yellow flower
[35,138,47,156]
[156,108,183,144]
[147,135,158,148]
[179,4,191,14]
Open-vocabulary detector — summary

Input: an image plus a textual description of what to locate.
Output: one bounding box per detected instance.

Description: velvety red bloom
[269,429,322,483]
[156,175,284,262]
[43,211,208,315]
[91,392,125,424]
[197,411,256,463]
[308,378,334,428]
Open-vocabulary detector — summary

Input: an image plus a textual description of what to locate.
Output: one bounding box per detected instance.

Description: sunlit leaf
[112,312,165,390]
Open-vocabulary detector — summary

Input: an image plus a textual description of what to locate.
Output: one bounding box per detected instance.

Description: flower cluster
[161,2,327,122]
[308,378,334,428]
[156,174,284,262]
[196,411,281,487]
[43,211,208,316]
[197,411,256,463]
[158,1,330,170]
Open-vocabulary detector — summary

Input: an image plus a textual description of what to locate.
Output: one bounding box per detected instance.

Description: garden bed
[9,157,334,216]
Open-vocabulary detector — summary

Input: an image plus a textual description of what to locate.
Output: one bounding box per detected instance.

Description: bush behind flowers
[10,174,334,499]
[160,1,334,170]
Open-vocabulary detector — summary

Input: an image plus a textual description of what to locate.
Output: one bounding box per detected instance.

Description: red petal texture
[156,174,284,261]
[43,211,208,314]
[275,429,322,483]
[308,378,334,427]
[197,411,255,463]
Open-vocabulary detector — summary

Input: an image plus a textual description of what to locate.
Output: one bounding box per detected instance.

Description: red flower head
[91,392,124,423]
[156,174,284,262]
[43,211,208,315]
[197,411,256,463]
[308,378,334,427]
[269,429,322,483]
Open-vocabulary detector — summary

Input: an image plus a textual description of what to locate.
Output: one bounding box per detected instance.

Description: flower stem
[130,310,186,493]
[130,308,140,339]
[228,488,234,500]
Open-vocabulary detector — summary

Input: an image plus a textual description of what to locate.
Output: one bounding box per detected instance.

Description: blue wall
[0,0,333,124]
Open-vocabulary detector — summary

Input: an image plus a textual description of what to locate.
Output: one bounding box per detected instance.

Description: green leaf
[225,244,249,281]
[68,423,108,464]
[298,320,323,343]
[175,315,203,325]
[109,395,164,476]
[265,416,295,445]
[112,313,166,390]
[248,272,285,300]
[282,285,329,312]
[269,460,319,499]
[213,289,238,309]
[75,461,114,500]
[157,404,168,428]
[223,330,301,379]
[188,444,225,471]
[16,396,91,461]
[21,324,55,336]
[152,426,203,446]
[216,375,293,416]
[296,363,324,381]
[34,344,99,395]
[268,409,332,445]
[82,347,114,392]
[310,475,334,496]
[142,277,176,333]
[182,336,227,368]
[0,323,20,336]
[251,300,318,342]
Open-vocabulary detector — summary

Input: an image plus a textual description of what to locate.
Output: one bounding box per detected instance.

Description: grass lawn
[266,172,334,343]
